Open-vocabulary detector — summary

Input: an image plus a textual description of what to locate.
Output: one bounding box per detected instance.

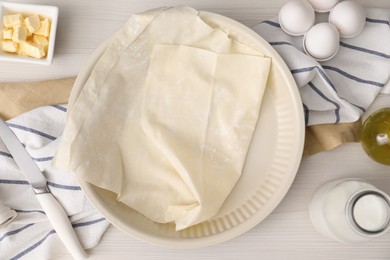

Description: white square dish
[0,1,58,65]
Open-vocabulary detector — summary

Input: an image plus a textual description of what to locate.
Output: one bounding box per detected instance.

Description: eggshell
[329,0,366,38]
[278,0,315,36]
[303,23,340,61]
[306,0,340,12]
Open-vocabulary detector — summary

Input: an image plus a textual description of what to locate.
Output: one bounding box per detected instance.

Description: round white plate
[71,11,305,248]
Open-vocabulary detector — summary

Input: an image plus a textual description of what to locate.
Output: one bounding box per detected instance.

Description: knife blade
[0,119,88,260]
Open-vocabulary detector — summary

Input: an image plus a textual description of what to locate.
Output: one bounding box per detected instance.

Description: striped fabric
[0,105,109,259]
[252,8,390,125]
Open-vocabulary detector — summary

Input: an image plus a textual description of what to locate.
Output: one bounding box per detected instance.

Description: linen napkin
[303,119,362,155]
[0,204,17,229]
[0,105,109,260]
[0,77,74,120]
[252,8,390,126]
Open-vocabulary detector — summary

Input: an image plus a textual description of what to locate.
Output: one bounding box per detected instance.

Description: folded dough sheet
[54,6,271,230]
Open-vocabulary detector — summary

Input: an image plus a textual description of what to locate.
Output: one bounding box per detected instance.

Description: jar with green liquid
[360,94,390,165]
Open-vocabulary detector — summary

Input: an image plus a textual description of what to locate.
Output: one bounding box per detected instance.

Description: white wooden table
[1,1,390,259]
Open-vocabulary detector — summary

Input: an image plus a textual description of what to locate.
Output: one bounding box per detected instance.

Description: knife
[0,119,88,260]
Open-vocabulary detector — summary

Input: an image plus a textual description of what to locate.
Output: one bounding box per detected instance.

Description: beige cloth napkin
[304,120,361,156]
[0,77,75,120]
[0,76,360,156]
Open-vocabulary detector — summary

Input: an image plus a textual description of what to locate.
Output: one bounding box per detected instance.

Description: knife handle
[36,193,89,260]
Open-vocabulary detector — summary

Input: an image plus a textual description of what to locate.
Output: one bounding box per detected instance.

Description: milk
[309,178,390,243]
[353,194,390,232]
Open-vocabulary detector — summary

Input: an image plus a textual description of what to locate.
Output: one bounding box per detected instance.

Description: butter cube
[2,29,13,40]
[24,15,40,33]
[2,40,18,53]
[19,41,45,58]
[17,43,28,57]
[32,34,48,51]
[3,13,23,28]
[26,29,32,37]
[34,18,50,37]
[12,26,27,43]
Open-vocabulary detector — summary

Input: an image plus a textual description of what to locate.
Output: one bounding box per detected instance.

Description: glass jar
[309,178,390,243]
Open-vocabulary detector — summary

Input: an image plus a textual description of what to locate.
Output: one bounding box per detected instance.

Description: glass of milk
[309,178,390,242]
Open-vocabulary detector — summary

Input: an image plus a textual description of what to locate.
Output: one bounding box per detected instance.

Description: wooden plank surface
[1,0,389,259]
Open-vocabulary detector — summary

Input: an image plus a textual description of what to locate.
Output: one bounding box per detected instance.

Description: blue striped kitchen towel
[0,105,109,259]
[252,8,390,125]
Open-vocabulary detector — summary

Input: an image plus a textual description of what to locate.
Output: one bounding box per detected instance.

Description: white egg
[278,0,315,36]
[303,23,340,61]
[306,0,340,12]
[329,0,366,38]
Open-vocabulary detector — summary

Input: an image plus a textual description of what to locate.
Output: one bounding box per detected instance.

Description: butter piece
[34,18,50,37]
[12,26,27,43]
[2,40,18,53]
[32,34,48,51]
[17,42,28,57]
[32,34,48,46]
[19,41,45,58]
[3,13,23,28]
[26,29,32,37]
[24,15,41,33]
[2,29,13,40]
